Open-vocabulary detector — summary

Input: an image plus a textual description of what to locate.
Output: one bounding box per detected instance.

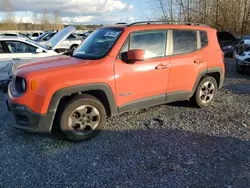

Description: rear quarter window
[200,31,208,47]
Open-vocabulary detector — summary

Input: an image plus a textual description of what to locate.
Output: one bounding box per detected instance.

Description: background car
[35,31,57,43]
[235,50,250,74]
[0,36,59,83]
[27,32,43,40]
[233,35,250,57]
[217,31,237,57]
[46,28,84,52]
[0,32,31,39]
[78,31,93,39]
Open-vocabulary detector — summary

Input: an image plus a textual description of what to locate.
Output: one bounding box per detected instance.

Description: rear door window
[173,30,197,55]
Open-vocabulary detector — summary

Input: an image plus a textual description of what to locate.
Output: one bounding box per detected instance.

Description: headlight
[222,45,234,50]
[22,79,26,91]
[13,76,27,95]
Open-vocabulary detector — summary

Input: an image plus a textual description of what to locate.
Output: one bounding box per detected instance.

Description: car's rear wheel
[60,94,106,142]
[192,76,218,108]
[236,59,245,74]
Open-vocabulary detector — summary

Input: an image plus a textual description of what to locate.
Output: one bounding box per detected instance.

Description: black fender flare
[191,67,224,96]
[47,83,118,116]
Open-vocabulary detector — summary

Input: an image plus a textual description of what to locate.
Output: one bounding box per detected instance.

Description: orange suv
[6,21,225,141]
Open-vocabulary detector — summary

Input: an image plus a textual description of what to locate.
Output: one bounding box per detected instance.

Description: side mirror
[121,49,145,63]
[36,48,43,53]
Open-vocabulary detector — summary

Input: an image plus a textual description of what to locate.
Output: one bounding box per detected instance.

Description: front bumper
[237,59,250,67]
[5,94,55,133]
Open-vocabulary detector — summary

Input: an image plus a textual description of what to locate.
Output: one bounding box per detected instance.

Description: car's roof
[0,36,28,41]
[102,22,215,32]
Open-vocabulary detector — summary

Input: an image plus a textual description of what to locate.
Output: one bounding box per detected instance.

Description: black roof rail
[116,22,127,25]
[127,21,209,27]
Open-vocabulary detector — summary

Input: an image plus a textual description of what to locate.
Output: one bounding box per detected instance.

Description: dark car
[232,35,250,57]
[217,31,237,57]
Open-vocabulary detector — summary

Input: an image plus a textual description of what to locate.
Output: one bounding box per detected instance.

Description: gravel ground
[0,58,250,188]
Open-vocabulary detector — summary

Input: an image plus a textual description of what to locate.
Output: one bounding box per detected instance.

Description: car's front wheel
[60,94,106,142]
[193,76,218,108]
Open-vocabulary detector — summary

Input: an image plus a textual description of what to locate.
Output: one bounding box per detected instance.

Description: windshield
[73,28,123,60]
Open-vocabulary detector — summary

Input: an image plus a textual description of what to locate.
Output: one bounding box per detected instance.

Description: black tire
[60,94,106,142]
[70,44,78,51]
[236,59,245,74]
[192,76,218,108]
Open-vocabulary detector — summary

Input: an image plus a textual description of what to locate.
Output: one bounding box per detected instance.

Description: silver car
[44,28,84,52]
[0,36,58,83]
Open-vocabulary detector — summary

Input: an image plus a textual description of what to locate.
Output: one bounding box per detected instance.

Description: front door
[115,30,170,111]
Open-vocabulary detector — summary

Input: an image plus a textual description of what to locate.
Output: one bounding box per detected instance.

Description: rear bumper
[6,94,55,133]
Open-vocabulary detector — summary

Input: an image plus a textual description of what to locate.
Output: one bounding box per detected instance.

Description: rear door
[167,29,207,100]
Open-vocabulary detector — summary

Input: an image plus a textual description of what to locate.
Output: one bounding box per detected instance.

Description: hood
[236,51,250,61]
[46,26,75,50]
[14,56,93,75]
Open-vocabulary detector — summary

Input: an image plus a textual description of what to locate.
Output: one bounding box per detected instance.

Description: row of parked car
[0,27,94,86]
[217,31,250,74]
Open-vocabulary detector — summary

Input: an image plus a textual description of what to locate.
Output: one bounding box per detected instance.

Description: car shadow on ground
[1,127,249,187]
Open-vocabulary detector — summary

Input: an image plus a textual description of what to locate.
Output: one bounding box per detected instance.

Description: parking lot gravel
[0,58,249,188]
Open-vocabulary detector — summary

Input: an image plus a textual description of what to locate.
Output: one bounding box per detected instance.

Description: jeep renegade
[6,21,225,141]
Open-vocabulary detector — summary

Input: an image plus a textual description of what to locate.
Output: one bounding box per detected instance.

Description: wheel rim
[199,81,215,104]
[68,105,100,135]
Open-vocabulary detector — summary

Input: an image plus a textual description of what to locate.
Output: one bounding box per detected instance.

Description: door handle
[155,64,169,70]
[194,58,204,64]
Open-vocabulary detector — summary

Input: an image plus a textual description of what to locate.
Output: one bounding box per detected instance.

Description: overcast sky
[0,0,150,24]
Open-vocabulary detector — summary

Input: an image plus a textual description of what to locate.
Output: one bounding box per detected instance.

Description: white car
[236,51,250,74]
[0,26,77,84]
[44,27,83,52]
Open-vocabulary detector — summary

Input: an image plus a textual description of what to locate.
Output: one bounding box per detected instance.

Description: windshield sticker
[104,31,120,37]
